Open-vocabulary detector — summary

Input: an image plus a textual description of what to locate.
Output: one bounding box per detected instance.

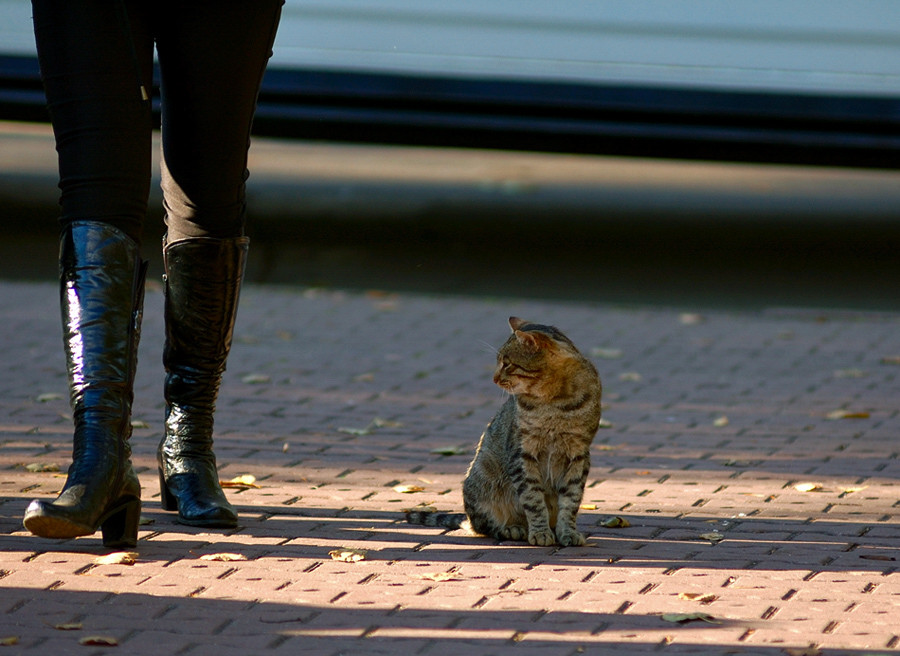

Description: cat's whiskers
[476,339,499,355]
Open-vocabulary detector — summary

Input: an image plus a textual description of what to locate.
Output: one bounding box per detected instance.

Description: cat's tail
[406,510,469,531]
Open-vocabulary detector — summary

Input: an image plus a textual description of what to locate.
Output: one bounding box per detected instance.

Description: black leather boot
[24,221,147,548]
[157,236,248,527]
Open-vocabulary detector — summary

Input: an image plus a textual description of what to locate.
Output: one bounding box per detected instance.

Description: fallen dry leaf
[841,486,868,494]
[618,372,642,382]
[78,636,118,646]
[793,482,823,493]
[329,548,367,563]
[678,592,718,604]
[24,462,60,473]
[130,420,150,429]
[0,636,19,646]
[880,355,900,365]
[698,532,725,545]
[220,474,260,489]
[54,622,83,631]
[393,484,425,494]
[241,373,271,384]
[600,516,631,528]
[199,553,248,562]
[403,503,438,514]
[338,417,404,436]
[94,552,138,566]
[712,416,729,427]
[833,368,866,379]
[661,612,719,624]
[580,504,597,511]
[419,571,465,582]
[36,392,63,402]
[597,418,613,429]
[826,409,870,420]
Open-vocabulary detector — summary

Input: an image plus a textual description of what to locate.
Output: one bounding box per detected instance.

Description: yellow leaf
[24,462,60,473]
[661,612,718,624]
[338,417,403,436]
[793,482,822,492]
[78,636,119,646]
[0,637,19,646]
[678,592,718,604]
[601,516,631,528]
[580,504,597,510]
[419,571,465,582]
[841,486,868,494]
[833,368,866,379]
[372,418,403,429]
[329,548,367,563]
[241,373,271,384]
[393,484,425,494]
[712,416,729,427]
[94,552,138,566]
[698,532,725,544]
[826,409,870,420]
[403,504,437,514]
[220,474,260,489]
[199,553,247,562]
[54,622,83,631]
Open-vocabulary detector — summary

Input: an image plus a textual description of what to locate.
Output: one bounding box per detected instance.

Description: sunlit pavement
[1,278,898,654]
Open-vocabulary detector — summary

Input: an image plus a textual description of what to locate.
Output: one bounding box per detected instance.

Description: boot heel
[100,498,141,548]
[158,467,178,511]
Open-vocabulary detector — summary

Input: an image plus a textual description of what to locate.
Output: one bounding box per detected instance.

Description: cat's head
[493,316,586,398]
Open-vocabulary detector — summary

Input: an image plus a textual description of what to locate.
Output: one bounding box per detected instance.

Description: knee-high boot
[157,236,248,527]
[23,221,146,548]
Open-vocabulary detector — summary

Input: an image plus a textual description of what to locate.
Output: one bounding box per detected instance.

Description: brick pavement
[1,279,898,655]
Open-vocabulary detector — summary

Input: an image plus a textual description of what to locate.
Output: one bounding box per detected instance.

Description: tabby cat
[409,317,602,546]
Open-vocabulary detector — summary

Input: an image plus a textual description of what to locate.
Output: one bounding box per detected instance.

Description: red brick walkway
[1,280,898,655]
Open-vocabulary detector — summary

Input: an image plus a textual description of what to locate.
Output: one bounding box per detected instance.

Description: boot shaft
[61,221,147,436]
[162,235,249,409]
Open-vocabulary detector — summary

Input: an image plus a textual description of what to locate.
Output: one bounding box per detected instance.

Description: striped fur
[409,317,602,546]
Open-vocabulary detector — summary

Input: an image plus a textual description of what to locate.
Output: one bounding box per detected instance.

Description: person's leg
[31,0,154,244]
[157,0,282,242]
[24,1,154,546]
[155,0,282,527]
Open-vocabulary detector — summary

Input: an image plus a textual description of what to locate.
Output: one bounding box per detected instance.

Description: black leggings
[32,0,283,247]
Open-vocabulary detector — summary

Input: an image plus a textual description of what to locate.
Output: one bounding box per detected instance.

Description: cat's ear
[514,329,552,351]
[508,316,528,332]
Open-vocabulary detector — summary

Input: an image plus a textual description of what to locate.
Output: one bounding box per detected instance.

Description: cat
[408,316,602,546]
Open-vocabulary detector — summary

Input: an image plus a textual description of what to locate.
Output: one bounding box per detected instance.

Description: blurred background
[2,1,899,310]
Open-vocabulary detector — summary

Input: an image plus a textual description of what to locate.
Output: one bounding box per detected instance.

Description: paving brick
[2,280,900,655]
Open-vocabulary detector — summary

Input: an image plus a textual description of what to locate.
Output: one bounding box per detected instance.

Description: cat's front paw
[556,528,586,547]
[528,528,556,546]
[498,525,528,542]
